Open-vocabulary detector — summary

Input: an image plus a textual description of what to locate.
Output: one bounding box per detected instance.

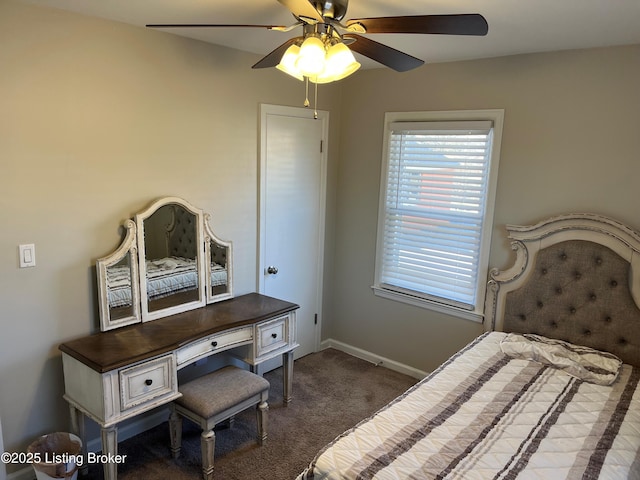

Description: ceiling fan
[146,0,488,78]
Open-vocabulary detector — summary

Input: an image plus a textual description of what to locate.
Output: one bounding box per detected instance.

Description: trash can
[27,432,82,480]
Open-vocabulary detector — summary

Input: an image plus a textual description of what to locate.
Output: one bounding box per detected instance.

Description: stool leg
[256,401,268,446]
[201,429,215,480]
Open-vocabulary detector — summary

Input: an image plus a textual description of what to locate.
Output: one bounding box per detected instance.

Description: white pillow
[500,333,622,386]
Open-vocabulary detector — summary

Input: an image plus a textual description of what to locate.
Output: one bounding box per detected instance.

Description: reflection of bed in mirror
[106,256,228,309]
[96,197,233,331]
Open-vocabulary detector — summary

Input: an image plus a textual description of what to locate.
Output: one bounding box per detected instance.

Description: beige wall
[327,44,640,374]
[2,0,640,470]
[0,0,343,468]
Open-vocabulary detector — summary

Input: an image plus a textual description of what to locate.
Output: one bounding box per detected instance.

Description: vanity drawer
[256,316,288,356]
[119,354,176,411]
[176,326,253,367]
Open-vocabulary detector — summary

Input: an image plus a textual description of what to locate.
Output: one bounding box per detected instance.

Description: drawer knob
[211,341,218,347]
[145,379,153,386]
[271,333,278,339]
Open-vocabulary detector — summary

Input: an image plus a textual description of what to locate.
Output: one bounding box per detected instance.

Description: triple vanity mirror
[96,197,233,331]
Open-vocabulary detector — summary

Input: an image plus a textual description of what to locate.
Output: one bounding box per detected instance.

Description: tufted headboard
[166,205,198,259]
[485,214,640,367]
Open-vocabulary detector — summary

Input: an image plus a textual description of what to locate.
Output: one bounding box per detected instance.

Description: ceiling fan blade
[346,14,488,36]
[146,23,285,29]
[277,0,324,23]
[344,34,424,72]
[252,37,301,69]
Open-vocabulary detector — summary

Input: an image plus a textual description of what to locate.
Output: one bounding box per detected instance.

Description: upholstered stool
[169,366,270,480]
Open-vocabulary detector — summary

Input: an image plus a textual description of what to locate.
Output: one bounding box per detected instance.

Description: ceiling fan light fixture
[311,41,360,84]
[276,44,304,81]
[295,35,326,76]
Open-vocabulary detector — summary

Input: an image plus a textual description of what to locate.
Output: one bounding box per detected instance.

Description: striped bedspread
[298,332,640,479]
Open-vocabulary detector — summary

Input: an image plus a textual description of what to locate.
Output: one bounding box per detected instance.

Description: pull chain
[304,77,310,108]
[314,80,318,119]
[302,77,318,119]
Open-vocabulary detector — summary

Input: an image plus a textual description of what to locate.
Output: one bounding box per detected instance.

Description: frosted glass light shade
[276,44,304,81]
[296,36,326,76]
[311,42,361,84]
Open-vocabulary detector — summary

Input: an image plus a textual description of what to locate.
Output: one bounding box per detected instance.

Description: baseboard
[320,338,428,379]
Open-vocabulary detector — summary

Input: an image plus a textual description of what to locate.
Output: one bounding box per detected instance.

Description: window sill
[371,286,484,324]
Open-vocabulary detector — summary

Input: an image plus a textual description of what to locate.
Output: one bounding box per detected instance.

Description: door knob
[266,266,279,275]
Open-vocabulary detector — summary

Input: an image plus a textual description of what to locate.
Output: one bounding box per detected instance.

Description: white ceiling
[18,0,640,69]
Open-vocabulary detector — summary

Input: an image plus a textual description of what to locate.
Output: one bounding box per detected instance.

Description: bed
[297,213,640,480]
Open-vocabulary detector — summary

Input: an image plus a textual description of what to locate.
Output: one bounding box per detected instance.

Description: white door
[259,104,327,360]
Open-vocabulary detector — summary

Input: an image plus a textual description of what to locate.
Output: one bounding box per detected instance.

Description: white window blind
[379,120,494,311]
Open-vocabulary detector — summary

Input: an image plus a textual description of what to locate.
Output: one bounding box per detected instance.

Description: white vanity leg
[282,350,294,405]
[169,407,183,459]
[101,425,118,480]
[68,405,88,476]
[249,363,262,376]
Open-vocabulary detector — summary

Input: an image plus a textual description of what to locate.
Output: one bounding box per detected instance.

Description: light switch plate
[19,244,36,268]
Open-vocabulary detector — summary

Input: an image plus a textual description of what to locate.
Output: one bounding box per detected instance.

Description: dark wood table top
[59,293,299,373]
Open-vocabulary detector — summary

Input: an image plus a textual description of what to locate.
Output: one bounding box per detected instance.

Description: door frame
[257,103,329,355]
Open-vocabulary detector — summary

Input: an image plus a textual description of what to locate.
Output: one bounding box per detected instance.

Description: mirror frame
[97,219,141,331]
[136,196,207,322]
[96,197,234,331]
[204,213,234,304]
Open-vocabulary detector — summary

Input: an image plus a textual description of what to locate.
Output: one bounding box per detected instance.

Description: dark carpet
[86,348,417,480]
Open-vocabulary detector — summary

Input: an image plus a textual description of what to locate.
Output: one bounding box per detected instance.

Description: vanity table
[59,197,298,480]
[60,292,298,480]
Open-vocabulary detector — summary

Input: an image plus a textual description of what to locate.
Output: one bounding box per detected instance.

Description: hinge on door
[314,313,318,325]
[320,140,323,153]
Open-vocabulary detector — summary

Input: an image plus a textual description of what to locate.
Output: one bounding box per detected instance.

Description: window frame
[372,109,504,322]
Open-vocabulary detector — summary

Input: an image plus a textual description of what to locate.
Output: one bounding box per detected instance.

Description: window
[373,110,504,322]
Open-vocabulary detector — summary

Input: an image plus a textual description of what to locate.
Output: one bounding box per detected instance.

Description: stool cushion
[176,366,269,418]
